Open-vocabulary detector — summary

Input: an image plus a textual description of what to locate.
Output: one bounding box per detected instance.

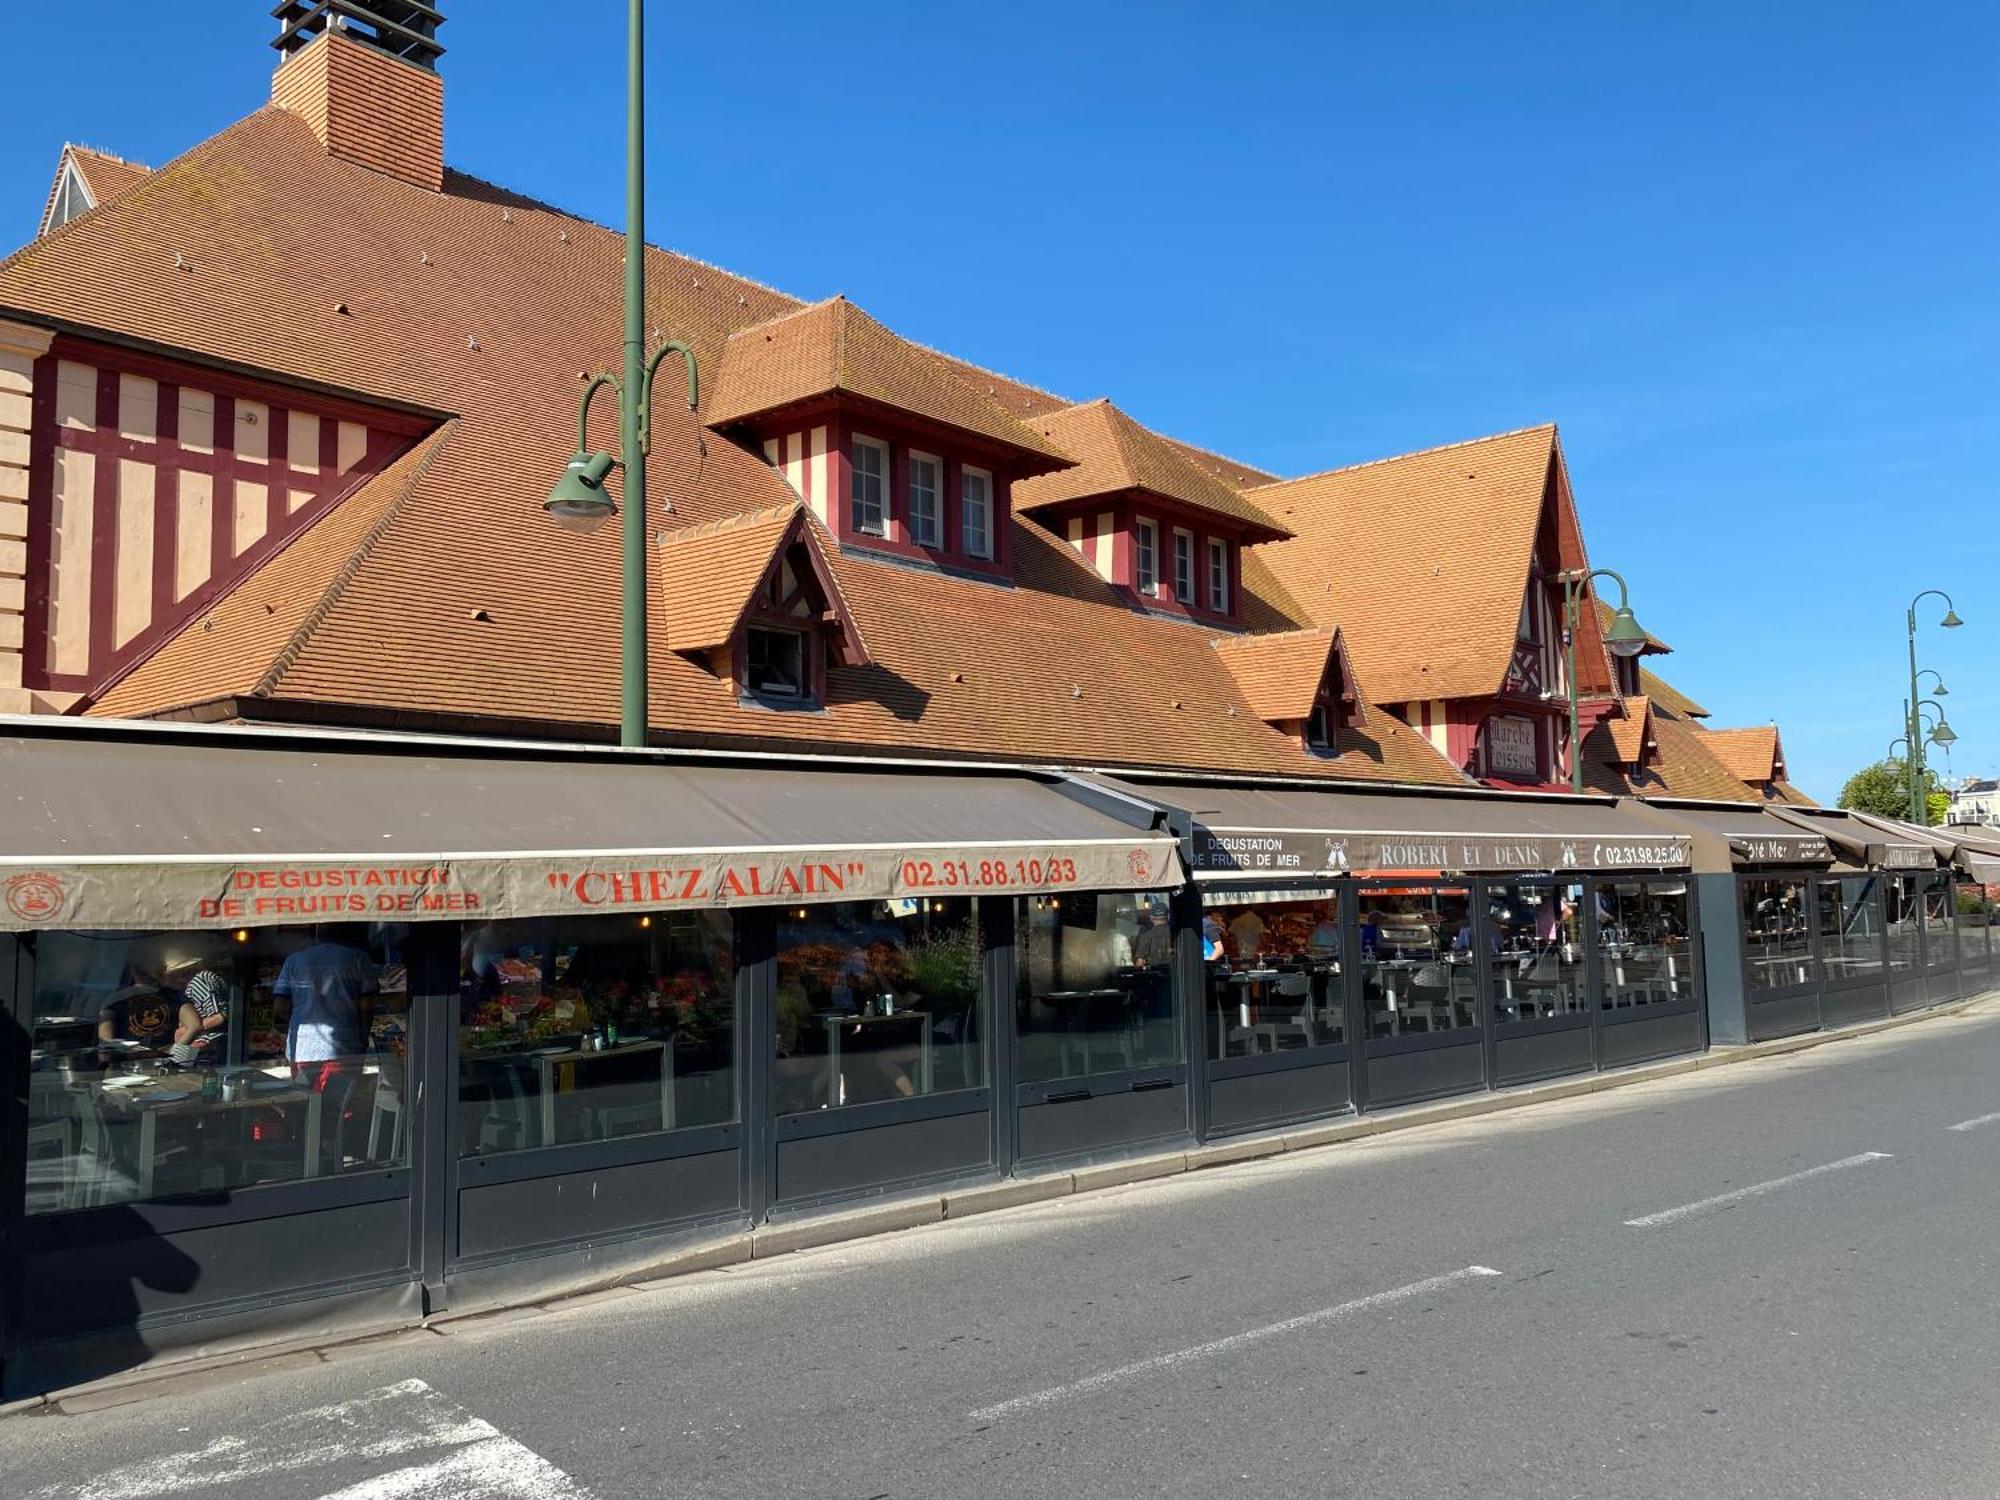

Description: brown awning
[0,727,1183,932]
[1093,777,1692,878]
[1623,802,1834,873]
[1768,808,1935,871]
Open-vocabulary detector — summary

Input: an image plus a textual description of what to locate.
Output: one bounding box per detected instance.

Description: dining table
[819,1009,933,1106]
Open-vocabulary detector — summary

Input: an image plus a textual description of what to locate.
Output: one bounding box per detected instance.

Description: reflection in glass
[1815,877,1885,980]
[1016,892,1179,1082]
[1200,896,1344,1058]
[775,899,983,1113]
[459,912,735,1155]
[1359,886,1475,1038]
[1598,880,1697,1007]
[1885,876,1922,976]
[1486,882,1587,1024]
[25,923,411,1214]
[1921,872,1957,970]
[1741,878,1815,993]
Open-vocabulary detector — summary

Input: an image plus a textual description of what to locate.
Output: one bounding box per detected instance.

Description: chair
[366,1060,407,1164]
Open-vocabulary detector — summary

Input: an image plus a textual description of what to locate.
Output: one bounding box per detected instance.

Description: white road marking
[36,1379,592,1500]
[1946,1110,2000,1132]
[1623,1153,1893,1229]
[967,1264,1503,1423]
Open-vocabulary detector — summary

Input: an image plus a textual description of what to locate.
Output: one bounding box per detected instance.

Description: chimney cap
[273,2,445,72]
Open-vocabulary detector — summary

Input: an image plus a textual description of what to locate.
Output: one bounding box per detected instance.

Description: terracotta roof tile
[658,503,808,653]
[1638,665,1710,720]
[1210,628,1347,723]
[1240,426,1615,705]
[1620,713,1762,803]
[1605,697,1654,766]
[37,144,153,238]
[1014,400,1290,539]
[705,297,1072,468]
[22,110,1465,788]
[1704,725,1783,784]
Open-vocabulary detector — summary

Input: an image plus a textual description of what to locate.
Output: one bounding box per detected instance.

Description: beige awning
[1092,777,1692,878]
[0,726,1184,932]
[1623,802,1835,873]
[1769,808,1936,871]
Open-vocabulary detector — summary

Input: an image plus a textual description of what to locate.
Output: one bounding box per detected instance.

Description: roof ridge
[659,500,802,543]
[255,421,459,698]
[1247,422,1558,493]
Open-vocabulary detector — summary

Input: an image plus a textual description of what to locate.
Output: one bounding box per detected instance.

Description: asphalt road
[7,1006,2000,1499]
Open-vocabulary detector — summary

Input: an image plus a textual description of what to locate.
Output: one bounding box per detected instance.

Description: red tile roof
[1210,628,1351,723]
[658,502,866,664]
[15,108,1464,789]
[37,144,152,237]
[1014,400,1290,539]
[1704,725,1784,785]
[1638,665,1710,720]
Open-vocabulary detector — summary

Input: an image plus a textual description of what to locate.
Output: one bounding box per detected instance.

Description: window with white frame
[850,436,888,536]
[908,452,941,548]
[1134,519,1159,597]
[1172,529,1195,604]
[961,465,993,559]
[1207,538,1230,613]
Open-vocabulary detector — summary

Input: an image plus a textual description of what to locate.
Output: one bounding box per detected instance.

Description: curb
[16,988,1993,1417]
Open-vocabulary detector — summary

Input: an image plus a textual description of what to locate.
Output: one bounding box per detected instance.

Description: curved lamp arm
[576,372,622,456]
[640,341,698,455]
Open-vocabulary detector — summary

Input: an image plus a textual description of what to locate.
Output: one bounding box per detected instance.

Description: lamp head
[1930,719,1959,747]
[544,450,619,534]
[1604,603,1650,659]
[1941,607,1965,629]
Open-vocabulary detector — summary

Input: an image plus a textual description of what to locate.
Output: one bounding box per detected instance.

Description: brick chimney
[270,2,446,192]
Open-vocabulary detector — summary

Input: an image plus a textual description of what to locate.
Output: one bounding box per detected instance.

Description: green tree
[1838,757,1944,824]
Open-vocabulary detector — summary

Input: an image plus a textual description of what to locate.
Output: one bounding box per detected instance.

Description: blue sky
[4,2,1993,800]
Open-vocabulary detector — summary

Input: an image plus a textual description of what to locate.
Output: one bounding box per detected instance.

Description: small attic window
[746,627,808,700]
[44,161,95,236]
[1307,701,1334,750]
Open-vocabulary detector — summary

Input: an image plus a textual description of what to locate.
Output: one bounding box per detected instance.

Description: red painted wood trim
[21,352,58,688]
[151,380,180,623]
[265,396,291,537]
[87,368,120,673]
[50,333,434,437]
[210,392,237,599]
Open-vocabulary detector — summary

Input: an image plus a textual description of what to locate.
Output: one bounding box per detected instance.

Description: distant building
[1949,779,1999,828]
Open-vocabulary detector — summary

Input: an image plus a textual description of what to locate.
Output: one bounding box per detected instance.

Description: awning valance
[1624,803,1834,872]
[1093,777,1692,879]
[1769,808,1936,871]
[0,730,1183,932]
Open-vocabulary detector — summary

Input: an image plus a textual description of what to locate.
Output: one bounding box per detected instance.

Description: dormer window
[1134,518,1159,597]
[961,466,993,559]
[1173,529,1195,604]
[746,626,808,700]
[1307,701,1334,750]
[850,435,888,536]
[909,452,941,548]
[1207,539,1230,613]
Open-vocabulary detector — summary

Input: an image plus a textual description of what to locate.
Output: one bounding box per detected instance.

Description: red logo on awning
[5,871,67,922]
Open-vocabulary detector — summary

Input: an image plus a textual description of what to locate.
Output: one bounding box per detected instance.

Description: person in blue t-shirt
[272,925,379,1090]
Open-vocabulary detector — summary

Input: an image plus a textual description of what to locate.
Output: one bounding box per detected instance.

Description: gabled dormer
[1703,724,1792,798]
[1211,627,1363,754]
[704,297,1073,579]
[659,502,869,708]
[37,145,151,239]
[1013,400,1291,622]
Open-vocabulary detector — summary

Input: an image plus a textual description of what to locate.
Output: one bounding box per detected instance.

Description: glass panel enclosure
[1599,880,1697,1008]
[774,899,983,1114]
[1921,873,1957,970]
[1817,877,1885,983]
[25,923,411,1214]
[1016,891,1179,1081]
[1200,894,1345,1059]
[1486,881,1587,1024]
[459,912,735,1154]
[1740,877,1815,993]
[1359,886,1475,1039]
[1885,876,1922,981]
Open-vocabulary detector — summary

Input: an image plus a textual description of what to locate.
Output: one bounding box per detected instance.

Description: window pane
[1174,534,1194,603]
[1599,880,1698,1006]
[1359,887,1475,1037]
[774,899,984,1113]
[1208,541,1229,610]
[961,471,991,557]
[851,442,885,533]
[1201,896,1344,1058]
[1816,876,1884,980]
[26,924,412,1214]
[1486,882,1589,1023]
[1016,892,1179,1082]
[1922,872,1957,969]
[746,628,805,696]
[1885,875,1922,975]
[1135,523,1157,594]
[1741,878,1815,992]
[459,912,735,1155]
[909,457,939,545]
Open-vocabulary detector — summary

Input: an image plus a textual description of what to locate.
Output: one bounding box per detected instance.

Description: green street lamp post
[1903,590,1964,824]
[541,0,698,750]
[1558,567,1651,795]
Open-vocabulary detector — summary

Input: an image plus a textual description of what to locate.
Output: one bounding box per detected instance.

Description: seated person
[98,972,178,1059]
[169,958,229,1066]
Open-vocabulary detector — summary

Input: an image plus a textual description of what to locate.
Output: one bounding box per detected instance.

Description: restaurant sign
[0,839,1184,932]
[1192,827,1691,878]
[1728,834,1832,865]
[1486,716,1540,779]
[1868,841,1935,871]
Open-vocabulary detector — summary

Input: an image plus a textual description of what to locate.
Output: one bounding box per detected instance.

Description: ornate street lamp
[1557,567,1650,795]
[1904,590,1965,823]
[539,0,698,749]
